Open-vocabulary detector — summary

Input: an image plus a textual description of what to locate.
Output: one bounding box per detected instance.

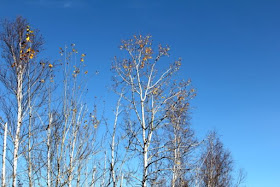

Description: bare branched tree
[197,131,233,187]
[0,17,247,187]
[163,83,198,187]
[48,44,99,187]
[0,16,50,187]
[112,35,195,187]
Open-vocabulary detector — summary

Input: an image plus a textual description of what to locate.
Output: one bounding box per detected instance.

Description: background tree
[163,83,197,187]
[197,131,233,187]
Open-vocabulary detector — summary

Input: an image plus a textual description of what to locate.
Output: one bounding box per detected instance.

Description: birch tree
[0,118,7,187]
[48,44,99,187]
[164,84,197,187]
[197,132,233,187]
[105,92,133,187]
[112,35,195,187]
[0,17,49,187]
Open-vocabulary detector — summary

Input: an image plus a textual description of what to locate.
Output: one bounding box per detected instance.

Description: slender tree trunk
[47,113,53,187]
[28,110,32,187]
[90,166,96,187]
[111,130,116,187]
[120,173,124,187]
[76,160,82,187]
[141,100,148,187]
[172,136,177,187]
[101,151,107,187]
[111,94,122,187]
[27,60,33,187]
[13,71,23,187]
[68,125,78,187]
[142,145,148,187]
[1,123,8,187]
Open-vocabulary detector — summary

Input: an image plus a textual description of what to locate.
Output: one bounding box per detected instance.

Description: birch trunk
[28,110,32,187]
[90,166,96,187]
[47,113,53,187]
[172,135,177,187]
[76,161,82,187]
[1,123,8,187]
[110,94,122,187]
[141,100,148,187]
[28,81,33,187]
[68,123,78,187]
[13,71,23,187]
[101,151,107,187]
[120,173,123,187]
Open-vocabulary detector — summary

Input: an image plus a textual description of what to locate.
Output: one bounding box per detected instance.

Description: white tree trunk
[47,113,53,187]
[101,151,107,187]
[68,128,77,187]
[1,123,8,187]
[90,166,96,187]
[28,114,32,187]
[111,94,122,187]
[120,173,124,187]
[13,72,23,187]
[27,61,33,187]
[141,100,148,187]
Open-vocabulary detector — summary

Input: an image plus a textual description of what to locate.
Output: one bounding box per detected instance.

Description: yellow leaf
[80,58,84,62]
[84,71,88,74]
[29,53,34,59]
[145,47,152,54]
[152,88,158,95]
[178,96,184,101]
[81,53,86,57]
[143,55,152,61]
[48,64,53,68]
[26,36,30,42]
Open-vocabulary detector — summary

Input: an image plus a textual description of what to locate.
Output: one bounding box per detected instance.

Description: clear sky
[1,0,280,186]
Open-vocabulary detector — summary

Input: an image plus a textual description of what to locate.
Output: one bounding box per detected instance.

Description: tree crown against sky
[0,16,248,187]
[0,1,280,186]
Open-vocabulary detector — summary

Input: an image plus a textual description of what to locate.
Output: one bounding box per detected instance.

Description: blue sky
[1,0,280,186]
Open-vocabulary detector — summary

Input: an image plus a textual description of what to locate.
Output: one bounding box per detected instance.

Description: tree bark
[13,71,23,187]
[1,123,8,187]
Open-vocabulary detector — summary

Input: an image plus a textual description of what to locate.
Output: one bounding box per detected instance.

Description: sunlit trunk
[47,113,52,187]
[1,123,8,187]
[13,71,23,187]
